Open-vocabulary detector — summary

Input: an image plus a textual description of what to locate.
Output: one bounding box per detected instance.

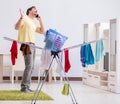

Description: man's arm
[36,16,44,34]
[15,9,24,30]
[15,17,23,30]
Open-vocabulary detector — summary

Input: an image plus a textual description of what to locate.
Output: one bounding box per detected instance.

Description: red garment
[64,49,71,73]
[10,41,18,65]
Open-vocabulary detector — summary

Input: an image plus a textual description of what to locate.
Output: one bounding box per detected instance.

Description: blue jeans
[21,43,36,89]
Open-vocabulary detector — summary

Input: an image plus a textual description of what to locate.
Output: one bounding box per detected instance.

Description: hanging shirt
[95,40,105,62]
[10,41,18,65]
[18,16,37,43]
[64,49,71,73]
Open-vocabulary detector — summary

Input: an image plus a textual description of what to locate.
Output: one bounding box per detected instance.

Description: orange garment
[10,41,18,65]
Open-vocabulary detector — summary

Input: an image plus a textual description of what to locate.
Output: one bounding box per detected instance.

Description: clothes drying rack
[3,36,106,104]
[3,37,106,52]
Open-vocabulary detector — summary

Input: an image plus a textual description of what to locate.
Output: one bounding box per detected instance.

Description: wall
[0,0,120,77]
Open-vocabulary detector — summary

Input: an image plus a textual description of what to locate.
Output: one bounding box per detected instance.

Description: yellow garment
[18,16,37,43]
[61,83,69,96]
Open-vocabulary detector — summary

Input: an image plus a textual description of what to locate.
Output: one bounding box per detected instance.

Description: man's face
[30,8,38,17]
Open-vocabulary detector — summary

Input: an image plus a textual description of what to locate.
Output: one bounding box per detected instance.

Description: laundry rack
[4,35,106,104]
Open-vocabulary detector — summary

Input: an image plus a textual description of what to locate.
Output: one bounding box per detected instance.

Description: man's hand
[36,15,44,34]
[19,9,24,18]
[36,14,41,21]
[15,9,24,30]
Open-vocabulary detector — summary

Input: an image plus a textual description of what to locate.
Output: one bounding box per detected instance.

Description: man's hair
[26,6,36,15]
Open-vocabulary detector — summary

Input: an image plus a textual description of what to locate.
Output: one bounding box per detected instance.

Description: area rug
[0,90,54,100]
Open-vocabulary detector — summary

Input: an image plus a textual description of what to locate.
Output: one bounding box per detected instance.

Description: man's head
[26,6,38,17]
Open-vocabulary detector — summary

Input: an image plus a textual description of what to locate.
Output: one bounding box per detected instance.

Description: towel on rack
[80,45,86,67]
[85,44,95,65]
[95,40,105,62]
[64,49,71,73]
[80,44,94,67]
[61,83,69,96]
[10,41,18,65]
[55,52,64,76]
[40,49,52,70]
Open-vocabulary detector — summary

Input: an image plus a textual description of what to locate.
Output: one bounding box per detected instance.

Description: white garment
[55,52,64,77]
[40,49,52,70]
[40,49,64,80]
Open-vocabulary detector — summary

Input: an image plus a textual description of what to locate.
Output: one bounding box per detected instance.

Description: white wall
[0,0,120,77]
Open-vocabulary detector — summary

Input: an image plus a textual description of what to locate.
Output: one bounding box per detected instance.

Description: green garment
[61,83,69,96]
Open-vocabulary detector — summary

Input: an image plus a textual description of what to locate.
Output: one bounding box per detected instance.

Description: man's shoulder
[23,16,28,19]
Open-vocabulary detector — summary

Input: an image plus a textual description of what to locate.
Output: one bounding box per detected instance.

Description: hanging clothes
[40,49,52,70]
[61,83,69,96]
[80,44,94,67]
[55,52,64,76]
[80,45,86,67]
[64,49,71,73]
[20,44,31,55]
[10,41,18,65]
[85,44,95,65]
[95,40,105,62]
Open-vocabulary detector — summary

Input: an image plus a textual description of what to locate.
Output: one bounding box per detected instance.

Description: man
[15,6,44,93]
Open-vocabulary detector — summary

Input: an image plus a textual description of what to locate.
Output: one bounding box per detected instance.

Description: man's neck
[28,14,34,19]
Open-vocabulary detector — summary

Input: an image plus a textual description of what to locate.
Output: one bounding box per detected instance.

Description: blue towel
[85,44,94,65]
[95,40,105,62]
[80,45,86,67]
[80,44,94,67]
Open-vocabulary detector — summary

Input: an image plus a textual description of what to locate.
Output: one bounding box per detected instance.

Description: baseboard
[3,76,82,81]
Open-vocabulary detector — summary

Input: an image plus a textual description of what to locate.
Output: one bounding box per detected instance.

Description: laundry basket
[44,29,68,52]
